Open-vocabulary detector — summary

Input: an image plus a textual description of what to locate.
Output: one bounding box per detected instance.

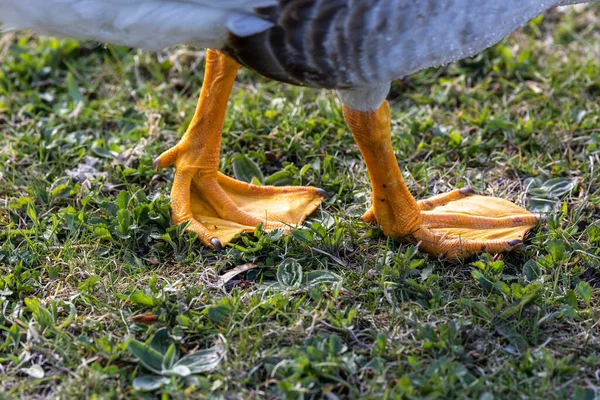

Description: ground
[1,5,600,399]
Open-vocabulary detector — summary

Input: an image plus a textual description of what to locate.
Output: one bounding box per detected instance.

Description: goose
[1,0,593,259]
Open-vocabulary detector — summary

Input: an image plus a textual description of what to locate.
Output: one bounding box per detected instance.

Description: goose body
[1,0,594,91]
[1,1,597,258]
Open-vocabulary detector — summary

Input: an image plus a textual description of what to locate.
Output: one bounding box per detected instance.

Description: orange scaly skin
[154,50,325,249]
[344,101,539,259]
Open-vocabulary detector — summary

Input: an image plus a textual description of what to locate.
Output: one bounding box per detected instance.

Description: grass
[1,5,600,399]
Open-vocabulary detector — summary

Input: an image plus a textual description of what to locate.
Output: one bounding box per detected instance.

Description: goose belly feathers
[0,0,592,88]
[0,0,278,50]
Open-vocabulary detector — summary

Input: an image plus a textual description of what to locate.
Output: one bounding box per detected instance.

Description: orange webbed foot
[365,188,539,259]
[155,49,325,250]
[156,147,325,249]
[344,101,539,259]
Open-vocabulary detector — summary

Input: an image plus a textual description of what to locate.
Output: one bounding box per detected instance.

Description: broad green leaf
[56,302,77,330]
[448,132,462,146]
[573,386,595,400]
[523,260,541,281]
[132,375,170,391]
[587,224,600,245]
[66,72,84,103]
[276,259,303,287]
[493,318,529,352]
[27,205,37,224]
[94,227,113,240]
[562,289,579,309]
[576,281,593,306]
[176,345,225,374]
[471,269,493,292]
[305,270,341,287]
[78,276,101,293]
[265,229,284,241]
[420,266,434,282]
[232,154,264,184]
[92,147,113,159]
[525,177,576,198]
[208,305,229,325]
[116,208,132,239]
[115,229,131,240]
[116,190,130,210]
[149,328,172,355]
[162,365,191,377]
[329,335,344,356]
[494,281,510,295]
[126,340,164,375]
[265,170,294,186]
[8,197,34,209]
[299,164,312,176]
[501,283,541,318]
[457,299,492,320]
[292,229,314,243]
[24,298,53,328]
[50,183,71,198]
[129,291,156,307]
[525,177,577,213]
[162,344,178,371]
[24,297,41,314]
[546,239,569,266]
[528,198,557,213]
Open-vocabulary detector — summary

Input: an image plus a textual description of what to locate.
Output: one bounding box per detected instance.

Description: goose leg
[344,101,539,259]
[154,50,325,249]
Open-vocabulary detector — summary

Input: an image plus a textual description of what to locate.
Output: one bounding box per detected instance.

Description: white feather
[0,0,276,50]
[226,13,274,38]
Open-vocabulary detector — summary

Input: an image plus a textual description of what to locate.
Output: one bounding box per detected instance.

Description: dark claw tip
[508,239,523,247]
[153,158,161,171]
[460,187,476,195]
[210,238,223,252]
[316,188,329,198]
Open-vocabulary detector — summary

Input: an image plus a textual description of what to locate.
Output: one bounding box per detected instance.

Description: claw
[211,237,223,252]
[460,187,477,196]
[154,145,181,170]
[153,157,162,171]
[508,239,523,247]
[316,188,329,198]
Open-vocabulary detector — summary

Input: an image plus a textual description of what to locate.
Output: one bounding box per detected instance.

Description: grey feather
[224,0,599,90]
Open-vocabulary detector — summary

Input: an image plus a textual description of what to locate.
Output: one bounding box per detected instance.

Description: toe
[362,208,376,223]
[154,145,181,170]
[418,188,476,210]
